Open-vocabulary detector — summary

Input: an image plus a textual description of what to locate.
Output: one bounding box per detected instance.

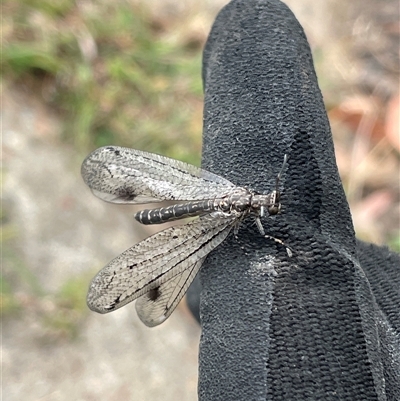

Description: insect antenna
[267,154,288,215]
[275,154,288,194]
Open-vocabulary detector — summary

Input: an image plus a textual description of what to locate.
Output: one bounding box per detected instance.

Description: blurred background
[2,0,399,400]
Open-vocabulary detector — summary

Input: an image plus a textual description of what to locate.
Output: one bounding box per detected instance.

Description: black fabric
[189,1,400,400]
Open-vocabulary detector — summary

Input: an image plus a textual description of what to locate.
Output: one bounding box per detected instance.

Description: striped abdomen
[134,200,216,224]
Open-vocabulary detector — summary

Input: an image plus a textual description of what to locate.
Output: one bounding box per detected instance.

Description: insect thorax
[215,189,280,216]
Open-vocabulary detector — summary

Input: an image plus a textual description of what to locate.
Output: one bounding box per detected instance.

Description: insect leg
[255,217,293,257]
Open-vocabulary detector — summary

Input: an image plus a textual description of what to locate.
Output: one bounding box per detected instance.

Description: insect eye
[268,203,281,215]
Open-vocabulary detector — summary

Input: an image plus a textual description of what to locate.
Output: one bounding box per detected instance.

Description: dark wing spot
[104,146,120,156]
[118,189,137,201]
[148,287,161,302]
[105,296,120,310]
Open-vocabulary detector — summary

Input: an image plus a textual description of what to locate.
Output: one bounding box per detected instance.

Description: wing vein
[87,216,235,315]
[81,146,236,204]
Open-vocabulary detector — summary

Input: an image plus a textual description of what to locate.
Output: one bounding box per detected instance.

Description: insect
[81,146,288,327]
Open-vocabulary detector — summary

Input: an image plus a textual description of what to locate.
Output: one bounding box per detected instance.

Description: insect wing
[135,257,205,327]
[81,146,236,204]
[87,215,235,323]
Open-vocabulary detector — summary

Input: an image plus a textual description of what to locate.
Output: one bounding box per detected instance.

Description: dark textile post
[194,0,400,399]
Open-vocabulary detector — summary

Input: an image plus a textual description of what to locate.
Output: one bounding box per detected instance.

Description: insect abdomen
[135,200,215,224]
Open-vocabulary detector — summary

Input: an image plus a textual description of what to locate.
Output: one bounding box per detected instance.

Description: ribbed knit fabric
[188,1,400,400]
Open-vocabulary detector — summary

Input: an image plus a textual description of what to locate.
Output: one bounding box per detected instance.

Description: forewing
[87,215,235,323]
[135,257,205,327]
[81,146,235,204]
